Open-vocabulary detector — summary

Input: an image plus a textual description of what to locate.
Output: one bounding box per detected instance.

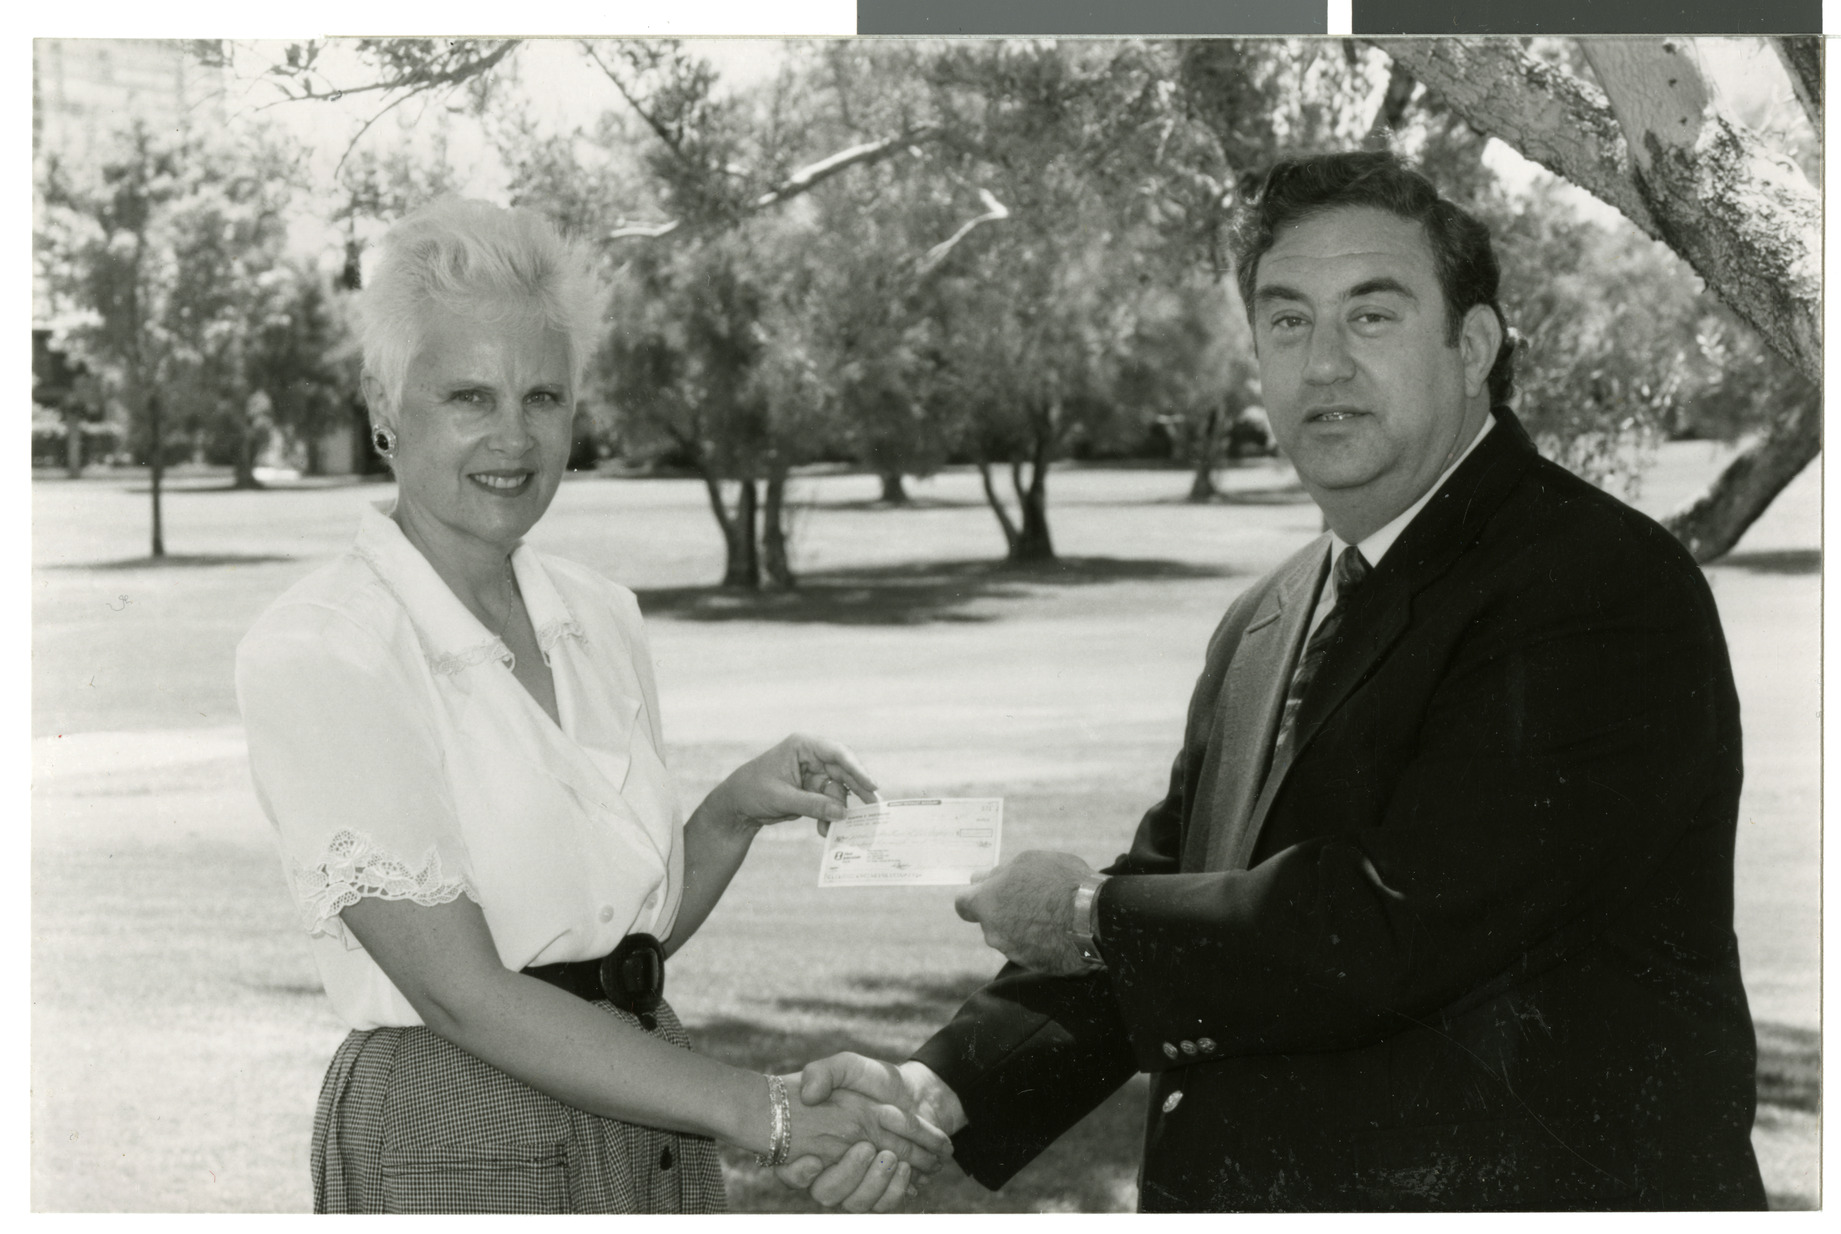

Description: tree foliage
[38,117,353,552]
[200,34,1816,576]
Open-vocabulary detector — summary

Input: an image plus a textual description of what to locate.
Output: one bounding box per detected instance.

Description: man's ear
[1459,304,1503,400]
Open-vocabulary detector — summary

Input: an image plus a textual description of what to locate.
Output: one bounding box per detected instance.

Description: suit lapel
[1231,582,1412,865]
[1195,539,1329,873]
[1226,408,1542,869]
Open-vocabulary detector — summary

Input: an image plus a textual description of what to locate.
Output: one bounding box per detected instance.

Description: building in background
[34,39,223,178]
[33,40,225,321]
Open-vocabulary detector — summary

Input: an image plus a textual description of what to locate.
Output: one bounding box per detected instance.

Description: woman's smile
[470,469,535,495]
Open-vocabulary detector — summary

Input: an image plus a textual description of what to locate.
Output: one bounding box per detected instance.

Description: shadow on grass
[1164,484,1315,507]
[1755,1020,1820,1113]
[1756,1020,1820,1210]
[636,557,1234,626]
[117,476,386,495]
[53,552,295,571]
[1712,548,1820,576]
[247,979,328,999]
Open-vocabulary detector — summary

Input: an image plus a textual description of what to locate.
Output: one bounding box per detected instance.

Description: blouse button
[598,906,615,923]
[659,1145,674,1170]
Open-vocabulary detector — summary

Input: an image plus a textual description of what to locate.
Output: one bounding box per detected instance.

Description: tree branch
[1579,37,1820,383]
[1370,38,1659,238]
[751,126,938,212]
[1374,37,1819,384]
[915,188,1011,278]
[580,41,690,163]
[608,219,683,242]
[1661,386,1821,562]
[607,126,945,245]
[1365,61,1419,140]
[259,39,519,107]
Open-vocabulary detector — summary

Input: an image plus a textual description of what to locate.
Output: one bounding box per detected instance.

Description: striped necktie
[1272,545,1371,762]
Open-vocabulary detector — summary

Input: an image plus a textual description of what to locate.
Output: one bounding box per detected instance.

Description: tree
[569,45,852,590]
[788,102,967,506]
[1112,276,1256,501]
[1176,38,1406,225]
[232,36,1819,566]
[878,40,1230,562]
[246,264,355,475]
[600,234,784,587]
[40,122,186,556]
[40,120,309,558]
[32,331,104,478]
[155,143,301,489]
[1369,36,1820,561]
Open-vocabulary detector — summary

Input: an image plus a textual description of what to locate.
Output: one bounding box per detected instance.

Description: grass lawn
[30,447,1820,1211]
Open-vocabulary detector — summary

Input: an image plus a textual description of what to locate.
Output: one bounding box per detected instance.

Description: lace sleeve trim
[289,828,474,942]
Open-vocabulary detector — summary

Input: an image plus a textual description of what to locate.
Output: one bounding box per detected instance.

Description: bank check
[818,797,1004,887]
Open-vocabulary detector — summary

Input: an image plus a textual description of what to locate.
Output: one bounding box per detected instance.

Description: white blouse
[236,503,685,1031]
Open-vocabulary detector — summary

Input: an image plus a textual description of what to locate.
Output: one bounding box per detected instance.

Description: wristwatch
[1070,871,1111,970]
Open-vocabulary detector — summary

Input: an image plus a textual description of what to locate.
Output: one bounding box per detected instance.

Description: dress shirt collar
[1330,413,1494,568]
[353,502,584,675]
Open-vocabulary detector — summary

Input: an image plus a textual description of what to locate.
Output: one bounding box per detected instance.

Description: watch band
[1071,872,1111,969]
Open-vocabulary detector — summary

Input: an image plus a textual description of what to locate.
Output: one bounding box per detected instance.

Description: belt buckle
[600,933,665,1032]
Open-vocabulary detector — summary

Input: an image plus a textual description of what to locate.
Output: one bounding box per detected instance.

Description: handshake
[767,1053,966,1213]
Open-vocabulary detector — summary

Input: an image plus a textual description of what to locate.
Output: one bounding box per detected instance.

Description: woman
[236,199,944,1213]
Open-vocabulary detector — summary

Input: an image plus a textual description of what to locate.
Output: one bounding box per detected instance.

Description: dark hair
[1232,150,1517,406]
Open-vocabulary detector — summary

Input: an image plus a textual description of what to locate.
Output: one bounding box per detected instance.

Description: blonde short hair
[358,198,606,413]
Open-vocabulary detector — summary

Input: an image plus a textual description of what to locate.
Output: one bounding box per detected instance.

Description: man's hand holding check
[955,850,1099,977]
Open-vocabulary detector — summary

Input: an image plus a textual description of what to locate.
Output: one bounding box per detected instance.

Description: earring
[372,424,397,458]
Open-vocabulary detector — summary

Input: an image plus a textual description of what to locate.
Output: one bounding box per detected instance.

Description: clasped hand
[777,1058,955,1212]
[777,1054,967,1212]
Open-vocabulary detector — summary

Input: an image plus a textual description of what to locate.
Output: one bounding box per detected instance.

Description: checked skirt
[311,997,727,1213]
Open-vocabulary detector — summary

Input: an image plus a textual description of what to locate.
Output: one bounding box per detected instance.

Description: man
[787,151,1766,1211]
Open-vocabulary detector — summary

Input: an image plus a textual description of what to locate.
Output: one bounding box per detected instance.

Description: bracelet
[1070,871,1110,970]
[754,1073,792,1168]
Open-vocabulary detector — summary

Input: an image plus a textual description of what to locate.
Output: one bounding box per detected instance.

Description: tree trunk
[62,409,84,478]
[1189,460,1219,502]
[762,473,794,590]
[1663,393,1821,563]
[700,471,758,589]
[1188,403,1224,502]
[1008,443,1055,565]
[975,459,1020,557]
[878,471,909,504]
[232,423,263,490]
[148,391,165,559]
[723,479,760,589]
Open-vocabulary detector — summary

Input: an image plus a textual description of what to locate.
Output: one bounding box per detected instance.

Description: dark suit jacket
[912,410,1765,1211]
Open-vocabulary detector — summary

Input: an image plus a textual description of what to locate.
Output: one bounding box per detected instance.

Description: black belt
[523,933,665,1031]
